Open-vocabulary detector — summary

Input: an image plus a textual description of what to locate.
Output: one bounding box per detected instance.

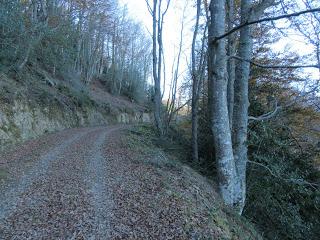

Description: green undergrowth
[124,124,262,240]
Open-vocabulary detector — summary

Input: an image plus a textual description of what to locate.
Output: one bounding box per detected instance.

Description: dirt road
[0,126,124,239]
[0,125,240,240]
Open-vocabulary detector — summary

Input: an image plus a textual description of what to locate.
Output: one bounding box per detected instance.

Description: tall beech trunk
[232,0,252,213]
[231,0,276,214]
[227,0,236,128]
[208,0,240,208]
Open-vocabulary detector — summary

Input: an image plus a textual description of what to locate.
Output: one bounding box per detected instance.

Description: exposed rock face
[117,113,130,124]
[0,100,109,150]
[142,113,151,123]
[116,112,151,124]
[0,99,152,150]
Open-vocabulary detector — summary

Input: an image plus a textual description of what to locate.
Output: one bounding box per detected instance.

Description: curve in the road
[0,126,124,239]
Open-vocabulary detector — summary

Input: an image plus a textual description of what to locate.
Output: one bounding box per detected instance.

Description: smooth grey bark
[232,0,276,213]
[208,0,239,208]
[152,0,164,135]
[157,1,163,97]
[226,0,236,128]
[146,0,171,135]
[232,0,252,213]
[191,0,201,162]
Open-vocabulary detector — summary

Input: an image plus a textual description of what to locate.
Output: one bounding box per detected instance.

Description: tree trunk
[208,0,239,208]
[227,0,236,128]
[232,0,252,214]
[152,0,164,135]
[232,0,276,214]
[191,0,201,162]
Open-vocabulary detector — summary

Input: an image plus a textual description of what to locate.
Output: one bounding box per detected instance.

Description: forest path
[0,125,126,239]
[0,124,255,239]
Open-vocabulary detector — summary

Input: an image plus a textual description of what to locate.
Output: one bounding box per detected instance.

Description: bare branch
[144,0,153,15]
[172,99,191,115]
[211,7,320,43]
[249,102,281,121]
[248,160,319,189]
[230,55,320,69]
[162,0,171,17]
[249,84,320,122]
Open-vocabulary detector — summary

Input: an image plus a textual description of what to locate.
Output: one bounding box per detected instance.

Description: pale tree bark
[146,0,171,136]
[208,0,239,208]
[232,0,252,213]
[152,0,164,135]
[206,0,213,127]
[232,0,276,213]
[207,0,277,214]
[157,1,163,98]
[191,0,201,162]
[226,0,236,128]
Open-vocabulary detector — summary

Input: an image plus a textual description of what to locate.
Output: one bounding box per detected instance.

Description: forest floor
[89,80,146,113]
[0,125,261,240]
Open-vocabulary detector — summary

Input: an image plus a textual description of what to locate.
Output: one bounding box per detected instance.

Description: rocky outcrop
[0,100,109,150]
[116,112,151,124]
[0,98,152,151]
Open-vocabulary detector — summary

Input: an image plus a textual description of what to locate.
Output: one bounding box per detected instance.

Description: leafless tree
[145,0,171,136]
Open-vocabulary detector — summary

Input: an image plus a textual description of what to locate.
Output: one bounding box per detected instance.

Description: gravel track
[0,125,124,239]
[0,125,250,239]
